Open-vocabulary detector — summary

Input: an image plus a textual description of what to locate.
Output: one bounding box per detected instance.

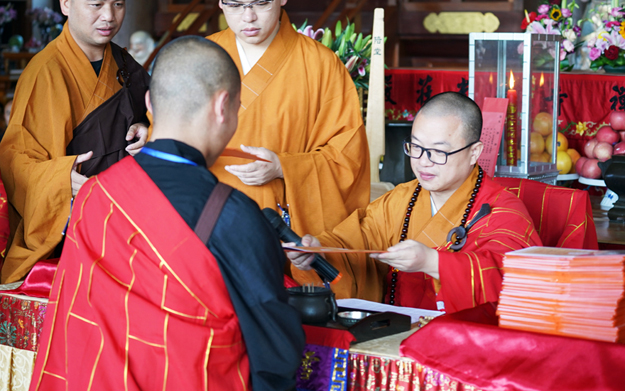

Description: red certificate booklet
[221,148,270,162]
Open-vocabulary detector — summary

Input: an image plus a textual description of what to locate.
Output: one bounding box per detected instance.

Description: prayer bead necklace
[388,166,484,306]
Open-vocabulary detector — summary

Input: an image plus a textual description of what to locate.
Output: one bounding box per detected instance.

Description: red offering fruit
[575,156,588,174]
[609,111,625,130]
[594,142,614,162]
[582,158,602,179]
[620,130,625,142]
[584,138,598,158]
[614,141,625,155]
[596,125,620,144]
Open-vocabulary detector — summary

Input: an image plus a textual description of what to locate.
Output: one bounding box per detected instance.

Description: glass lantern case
[469,33,561,184]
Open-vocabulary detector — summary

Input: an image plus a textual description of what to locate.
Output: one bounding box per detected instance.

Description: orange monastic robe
[318,166,543,313]
[207,11,370,243]
[0,25,121,283]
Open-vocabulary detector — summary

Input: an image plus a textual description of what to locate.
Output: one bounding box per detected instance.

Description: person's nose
[100,4,115,22]
[417,152,434,167]
[241,6,258,23]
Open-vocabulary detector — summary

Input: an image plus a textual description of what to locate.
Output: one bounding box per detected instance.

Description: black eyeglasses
[221,0,274,14]
[403,139,478,165]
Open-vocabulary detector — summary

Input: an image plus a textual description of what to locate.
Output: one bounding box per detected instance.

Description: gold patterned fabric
[0,345,36,391]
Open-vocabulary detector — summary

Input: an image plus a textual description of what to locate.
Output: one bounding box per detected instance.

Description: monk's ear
[145,91,153,116]
[469,141,483,166]
[281,0,288,7]
[59,0,71,16]
[212,90,229,125]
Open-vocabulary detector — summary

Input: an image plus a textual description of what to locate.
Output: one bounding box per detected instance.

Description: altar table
[3,290,625,391]
[591,196,625,248]
[298,325,479,391]
[0,292,45,391]
[0,289,478,391]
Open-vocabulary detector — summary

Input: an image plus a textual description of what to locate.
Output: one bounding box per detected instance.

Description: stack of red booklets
[498,247,625,343]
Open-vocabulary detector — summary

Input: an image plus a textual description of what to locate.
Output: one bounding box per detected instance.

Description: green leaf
[361,36,371,50]
[338,36,347,56]
[297,19,309,31]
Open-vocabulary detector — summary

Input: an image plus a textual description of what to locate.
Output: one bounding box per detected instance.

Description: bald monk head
[146,36,241,167]
[406,92,484,206]
[60,0,126,61]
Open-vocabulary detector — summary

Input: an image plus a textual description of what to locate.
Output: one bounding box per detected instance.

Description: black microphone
[262,208,342,284]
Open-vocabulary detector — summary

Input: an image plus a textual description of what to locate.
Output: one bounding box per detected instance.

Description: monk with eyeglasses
[207,0,370,285]
[289,92,542,313]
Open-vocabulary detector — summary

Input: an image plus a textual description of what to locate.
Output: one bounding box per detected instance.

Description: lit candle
[537,72,545,113]
[506,71,518,166]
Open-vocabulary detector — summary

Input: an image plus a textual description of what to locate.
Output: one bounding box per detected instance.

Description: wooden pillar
[366,8,385,183]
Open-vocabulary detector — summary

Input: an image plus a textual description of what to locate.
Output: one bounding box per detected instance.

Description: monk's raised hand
[283,234,322,271]
[71,151,93,196]
[372,240,440,279]
[224,145,283,186]
[125,123,149,156]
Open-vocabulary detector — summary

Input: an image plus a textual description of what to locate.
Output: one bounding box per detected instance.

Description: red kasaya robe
[30,157,249,391]
[318,166,543,313]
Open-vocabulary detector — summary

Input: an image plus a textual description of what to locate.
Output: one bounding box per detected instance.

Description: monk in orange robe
[289,92,542,313]
[207,2,370,247]
[0,0,150,283]
[31,37,304,391]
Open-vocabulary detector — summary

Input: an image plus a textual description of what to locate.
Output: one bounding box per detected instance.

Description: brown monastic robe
[0,24,149,283]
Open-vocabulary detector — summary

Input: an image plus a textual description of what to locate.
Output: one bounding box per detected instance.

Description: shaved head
[149,36,241,122]
[418,92,482,143]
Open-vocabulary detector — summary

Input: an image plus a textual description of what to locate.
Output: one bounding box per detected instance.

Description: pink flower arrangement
[298,25,324,41]
[522,0,580,70]
[586,7,625,70]
[538,4,551,14]
[27,7,62,28]
[293,19,376,89]
[0,3,17,26]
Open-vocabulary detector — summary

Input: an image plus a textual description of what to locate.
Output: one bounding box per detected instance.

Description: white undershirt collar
[235,37,253,75]
[430,193,438,217]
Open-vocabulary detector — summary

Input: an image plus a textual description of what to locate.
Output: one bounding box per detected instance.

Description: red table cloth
[400,303,625,391]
